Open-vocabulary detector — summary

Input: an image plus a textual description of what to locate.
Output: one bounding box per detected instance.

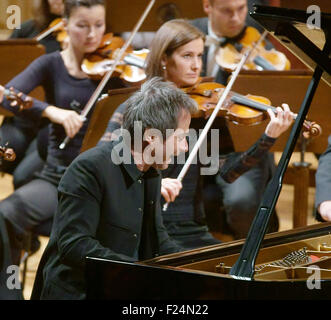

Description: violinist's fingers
[161,187,171,203]
[267,107,276,120]
[281,103,293,124]
[64,115,84,138]
[265,104,293,138]
[161,178,182,202]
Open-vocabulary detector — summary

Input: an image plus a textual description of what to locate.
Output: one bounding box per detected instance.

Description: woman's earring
[162,65,166,70]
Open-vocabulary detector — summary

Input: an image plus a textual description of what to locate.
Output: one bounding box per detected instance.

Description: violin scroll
[0,144,16,162]
[4,87,33,111]
[302,121,322,138]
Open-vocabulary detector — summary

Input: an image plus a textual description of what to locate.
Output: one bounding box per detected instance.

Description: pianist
[31,78,196,300]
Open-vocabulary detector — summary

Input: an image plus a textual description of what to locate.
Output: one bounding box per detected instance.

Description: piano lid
[250,5,331,86]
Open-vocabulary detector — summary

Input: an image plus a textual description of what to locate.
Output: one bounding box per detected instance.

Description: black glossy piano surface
[86,223,331,300]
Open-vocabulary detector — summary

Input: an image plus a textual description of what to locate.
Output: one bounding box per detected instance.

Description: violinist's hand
[265,103,293,138]
[318,201,331,222]
[43,106,85,138]
[161,178,182,203]
[0,85,4,103]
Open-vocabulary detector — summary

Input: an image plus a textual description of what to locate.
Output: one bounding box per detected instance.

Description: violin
[59,0,156,150]
[184,81,321,138]
[81,33,148,84]
[3,87,33,111]
[35,18,68,48]
[215,26,291,72]
[0,144,16,162]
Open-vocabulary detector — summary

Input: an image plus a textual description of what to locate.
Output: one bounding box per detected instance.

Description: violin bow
[59,0,156,150]
[35,19,65,42]
[163,31,268,211]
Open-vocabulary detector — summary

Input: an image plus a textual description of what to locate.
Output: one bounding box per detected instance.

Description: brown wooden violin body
[81,33,148,84]
[184,81,321,138]
[216,26,291,72]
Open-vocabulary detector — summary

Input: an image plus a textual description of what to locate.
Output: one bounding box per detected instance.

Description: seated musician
[99,19,293,250]
[191,0,287,239]
[0,0,123,267]
[10,0,64,53]
[0,0,65,190]
[31,78,194,300]
[315,135,331,222]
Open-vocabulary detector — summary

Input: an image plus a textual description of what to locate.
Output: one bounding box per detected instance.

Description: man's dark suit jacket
[31,139,180,300]
[315,135,331,221]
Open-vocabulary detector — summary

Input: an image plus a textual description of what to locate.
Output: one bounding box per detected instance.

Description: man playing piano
[31,78,196,300]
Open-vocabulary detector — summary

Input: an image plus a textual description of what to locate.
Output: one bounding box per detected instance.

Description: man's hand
[161,178,182,203]
[265,103,293,138]
[318,201,331,221]
[43,106,85,138]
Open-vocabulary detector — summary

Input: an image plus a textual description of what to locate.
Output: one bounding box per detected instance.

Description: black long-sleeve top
[1,52,99,168]
[1,51,122,184]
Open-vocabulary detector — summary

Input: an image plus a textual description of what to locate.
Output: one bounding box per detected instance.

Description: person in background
[0,0,123,268]
[99,19,293,249]
[315,135,331,222]
[10,0,64,53]
[191,0,282,239]
[1,0,65,190]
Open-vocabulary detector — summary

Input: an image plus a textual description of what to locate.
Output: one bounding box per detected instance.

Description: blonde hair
[145,19,205,79]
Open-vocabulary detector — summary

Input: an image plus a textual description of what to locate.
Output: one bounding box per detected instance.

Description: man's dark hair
[123,77,197,139]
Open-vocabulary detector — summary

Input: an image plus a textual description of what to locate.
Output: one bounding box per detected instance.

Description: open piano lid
[229,5,331,280]
[250,5,331,86]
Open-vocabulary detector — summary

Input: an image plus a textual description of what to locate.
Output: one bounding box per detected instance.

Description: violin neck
[231,93,277,113]
[123,54,146,69]
[35,20,64,42]
[253,55,276,71]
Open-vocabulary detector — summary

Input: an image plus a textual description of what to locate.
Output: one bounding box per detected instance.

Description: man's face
[203,0,248,38]
[149,110,191,171]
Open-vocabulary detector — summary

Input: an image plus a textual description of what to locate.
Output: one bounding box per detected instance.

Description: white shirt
[206,20,225,77]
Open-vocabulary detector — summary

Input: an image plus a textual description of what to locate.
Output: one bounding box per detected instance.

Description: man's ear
[202,0,212,16]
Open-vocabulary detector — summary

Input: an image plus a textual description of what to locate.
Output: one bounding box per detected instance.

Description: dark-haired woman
[10,0,64,52]
[0,0,119,266]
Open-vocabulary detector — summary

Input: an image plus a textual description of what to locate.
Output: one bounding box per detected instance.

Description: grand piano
[85,6,331,299]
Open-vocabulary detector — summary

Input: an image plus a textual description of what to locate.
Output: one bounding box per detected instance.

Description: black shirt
[31,139,180,300]
[1,51,123,184]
